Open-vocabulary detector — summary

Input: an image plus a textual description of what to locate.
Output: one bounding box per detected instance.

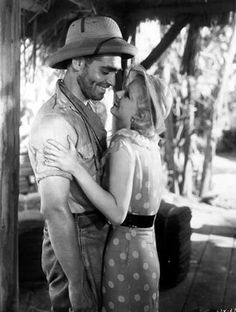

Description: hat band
[93,37,121,55]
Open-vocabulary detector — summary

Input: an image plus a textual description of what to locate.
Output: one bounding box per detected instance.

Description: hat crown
[47,15,137,69]
[66,16,123,45]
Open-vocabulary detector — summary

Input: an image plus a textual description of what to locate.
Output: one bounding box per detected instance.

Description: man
[28,16,136,312]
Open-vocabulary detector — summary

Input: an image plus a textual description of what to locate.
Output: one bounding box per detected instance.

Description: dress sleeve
[103,132,134,163]
[28,114,76,183]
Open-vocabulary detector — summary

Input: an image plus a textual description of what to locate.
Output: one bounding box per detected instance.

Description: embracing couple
[28,16,171,312]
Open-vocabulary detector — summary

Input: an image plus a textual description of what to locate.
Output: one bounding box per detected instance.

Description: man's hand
[69,279,97,312]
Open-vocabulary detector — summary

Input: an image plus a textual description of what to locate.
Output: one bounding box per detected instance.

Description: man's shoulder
[34,94,59,117]
[29,103,75,148]
[33,114,72,136]
[32,101,69,128]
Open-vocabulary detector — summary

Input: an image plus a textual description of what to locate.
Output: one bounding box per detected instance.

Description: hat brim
[47,37,137,69]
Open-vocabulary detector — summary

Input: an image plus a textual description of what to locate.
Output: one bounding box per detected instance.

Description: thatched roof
[21,0,236,50]
[20,0,236,70]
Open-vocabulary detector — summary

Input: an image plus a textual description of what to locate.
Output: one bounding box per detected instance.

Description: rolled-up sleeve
[28,113,77,184]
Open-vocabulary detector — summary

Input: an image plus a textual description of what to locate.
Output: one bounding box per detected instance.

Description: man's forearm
[46,205,83,286]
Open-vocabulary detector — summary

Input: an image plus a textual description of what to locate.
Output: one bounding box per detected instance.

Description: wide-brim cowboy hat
[47,16,137,69]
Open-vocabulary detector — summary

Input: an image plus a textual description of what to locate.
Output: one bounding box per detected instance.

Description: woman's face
[111,78,144,130]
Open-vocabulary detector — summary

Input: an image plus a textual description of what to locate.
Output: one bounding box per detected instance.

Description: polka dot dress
[101,129,163,312]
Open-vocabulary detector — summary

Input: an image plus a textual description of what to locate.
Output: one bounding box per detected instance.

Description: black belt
[121,213,156,228]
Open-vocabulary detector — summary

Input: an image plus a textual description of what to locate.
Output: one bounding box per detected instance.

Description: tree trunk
[199,106,215,197]
[165,112,180,194]
[181,77,195,197]
[0,0,20,311]
[161,62,180,194]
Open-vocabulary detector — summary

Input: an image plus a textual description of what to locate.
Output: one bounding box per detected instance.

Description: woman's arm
[44,136,135,225]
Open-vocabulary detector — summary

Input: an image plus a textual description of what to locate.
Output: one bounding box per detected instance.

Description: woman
[44,65,171,311]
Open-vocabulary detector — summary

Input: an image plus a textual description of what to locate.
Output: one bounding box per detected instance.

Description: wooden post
[0,0,20,311]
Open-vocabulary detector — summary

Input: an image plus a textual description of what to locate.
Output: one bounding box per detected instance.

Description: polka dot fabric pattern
[102,227,160,312]
[101,129,163,311]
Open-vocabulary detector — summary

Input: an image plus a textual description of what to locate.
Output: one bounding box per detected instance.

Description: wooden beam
[141,15,192,69]
[0,0,20,311]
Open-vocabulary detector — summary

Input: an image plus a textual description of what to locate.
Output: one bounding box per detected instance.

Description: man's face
[77,56,122,101]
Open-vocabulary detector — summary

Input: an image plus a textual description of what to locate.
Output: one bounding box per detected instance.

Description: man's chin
[93,93,105,101]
